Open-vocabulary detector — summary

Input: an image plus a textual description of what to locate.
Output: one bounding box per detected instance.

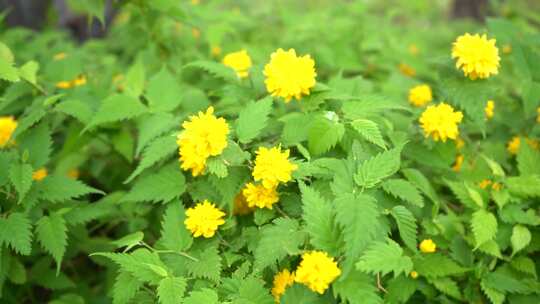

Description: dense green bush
[0,0,539,303]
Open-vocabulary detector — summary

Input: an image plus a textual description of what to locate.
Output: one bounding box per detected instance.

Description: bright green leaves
[122,163,186,204]
[185,246,221,282]
[159,202,192,252]
[38,175,103,203]
[254,218,305,271]
[36,213,68,273]
[471,209,498,248]
[0,212,32,255]
[355,144,404,188]
[184,61,238,82]
[356,239,413,278]
[19,61,39,85]
[236,97,273,144]
[125,134,178,183]
[413,254,467,277]
[333,270,383,304]
[308,115,345,156]
[350,119,386,149]
[8,162,33,202]
[124,58,146,98]
[517,144,540,176]
[0,42,19,82]
[157,276,187,304]
[390,206,418,252]
[506,175,540,197]
[510,225,531,256]
[382,178,424,207]
[113,272,143,304]
[86,94,147,131]
[183,289,219,304]
[146,67,182,112]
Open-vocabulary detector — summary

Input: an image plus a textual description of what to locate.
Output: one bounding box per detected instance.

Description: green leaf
[355,144,404,188]
[36,213,67,273]
[19,61,39,85]
[160,202,193,252]
[236,97,273,144]
[123,163,186,204]
[146,67,182,112]
[350,119,386,149]
[38,174,103,202]
[402,168,439,205]
[233,277,274,304]
[157,276,187,304]
[183,288,219,304]
[391,206,417,252]
[206,157,228,178]
[85,94,147,130]
[308,117,345,155]
[185,246,221,282]
[136,113,178,156]
[480,279,505,304]
[0,52,19,82]
[254,218,304,271]
[482,271,533,294]
[414,253,467,277]
[111,232,144,252]
[17,123,52,169]
[333,270,383,304]
[13,104,47,138]
[356,239,413,277]
[342,95,410,120]
[429,277,462,300]
[124,58,146,98]
[0,212,32,255]
[335,194,380,260]
[125,133,178,183]
[113,272,143,304]
[282,284,328,304]
[511,225,531,256]
[92,249,167,284]
[300,183,342,256]
[385,275,418,304]
[9,163,33,202]
[382,178,424,207]
[471,209,498,248]
[184,60,238,82]
[280,113,312,145]
[517,143,540,176]
[481,155,506,177]
[510,256,537,279]
[55,99,94,124]
[506,175,540,197]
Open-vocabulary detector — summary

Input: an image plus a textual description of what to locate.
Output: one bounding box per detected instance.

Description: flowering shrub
[0,1,539,303]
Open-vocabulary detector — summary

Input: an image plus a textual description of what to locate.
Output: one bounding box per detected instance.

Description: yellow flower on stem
[263,48,316,102]
[485,100,494,119]
[452,33,500,80]
[72,75,87,87]
[184,200,225,238]
[271,269,295,303]
[419,103,463,142]
[536,107,540,123]
[32,168,48,181]
[398,63,416,77]
[408,84,432,107]
[252,146,298,189]
[233,192,254,216]
[222,50,252,79]
[294,251,341,294]
[56,81,72,89]
[242,182,279,209]
[452,154,464,172]
[419,239,436,253]
[0,116,17,148]
[478,179,492,189]
[410,271,419,279]
[53,52,67,61]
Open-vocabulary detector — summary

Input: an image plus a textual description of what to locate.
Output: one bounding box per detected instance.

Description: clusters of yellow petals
[263,48,316,102]
[478,179,502,191]
[410,271,419,279]
[55,75,87,89]
[253,146,298,189]
[211,45,222,57]
[419,239,437,253]
[408,84,433,107]
[32,168,48,181]
[184,200,225,238]
[177,107,229,176]
[271,269,295,302]
[507,136,539,155]
[452,154,464,172]
[222,50,252,79]
[398,63,416,77]
[242,182,279,209]
[294,251,341,294]
[452,33,500,80]
[485,100,495,120]
[419,103,463,142]
[0,116,17,148]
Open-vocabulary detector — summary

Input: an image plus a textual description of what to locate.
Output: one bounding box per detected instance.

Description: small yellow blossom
[67,169,80,179]
[452,154,464,172]
[485,100,495,119]
[452,33,500,80]
[253,146,298,189]
[419,103,463,142]
[294,251,341,294]
[53,52,67,61]
[408,44,419,56]
[242,182,279,209]
[72,75,87,87]
[408,84,432,107]
[491,182,502,191]
[211,45,222,57]
[507,136,521,155]
[410,271,419,279]
[502,44,512,54]
[536,108,540,123]
[263,48,316,102]
[177,107,229,176]
[419,239,437,253]
[398,63,416,77]
[56,81,72,89]
[222,50,252,79]
[271,269,295,303]
[191,0,200,4]
[479,179,492,189]
[184,200,225,238]
[233,193,253,216]
[0,116,17,148]
[32,168,48,181]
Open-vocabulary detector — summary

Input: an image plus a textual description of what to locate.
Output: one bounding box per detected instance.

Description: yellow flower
[455,137,465,150]
[452,33,500,80]
[191,0,200,4]
[222,50,252,79]
[410,271,419,279]
[72,75,87,87]
[242,182,279,209]
[294,251,341,294]
[56,81,72,89]
[419,103,463,142]
[32,168,48,181]
[211,45,222,57]
[536,107,540,123]
[252,146,298,189]
[419,239,436,253]
[271,269,295,303]
[177,107,229,176]
[408,84,432,107]
[502,44,512,54]
[408,44,419,56]
[478,179,492,189]
[263,48,316,102]
[233,193,254,216]
[452,154,464,172]
[507,136,539,155]
[0,116,17,148]
[53,52,67,61]
[491,182,502,191]
[67,169,80,179]
[184,200,225,238]
[485,100,494,120]
[398,63,416,77]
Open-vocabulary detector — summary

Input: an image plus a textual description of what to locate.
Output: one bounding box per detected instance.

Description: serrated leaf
[480,279,505,304]
[13,104,47,138]
[136,113,178,156]
[510,256,537,278]
[356,239,413,277]
[308,117,345,155]
[350,119,386,149]
[160,202,193,252]
[254,218,304,271]
[0,54,19,82]
[146,67,182,112]
[113,272,143,304]
[482,271,533,294]
[391,206,417,251]
[206,157,228,178]
[282,284,328,304]
[124,58,145,98]
[471,209,498,248]
[505,175,540,197]
[184,60,238,82]
[17,123,52,169]
[333,270,383,304]
[414,253,467,277]
[355,144,404,188]
[86,94,147,130]
[157,276,186,304]
[183,288,219,304]
[9,163,33,202]
[402,168,439,205]
[123,163,186,204]
[55,99,93,124]
[511,225,531,256]
[38,174,102,202]
[385,274,418,304]
[234,277,274,304]
[185,246,221,282]
[0,212,32,255]
[36,213,67,273]
[382,178,424,207]
[429,277,462,300]
[19,60,39,85]
[125,133,177,183]
[236,97,272,144]
[111,232,144,252]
